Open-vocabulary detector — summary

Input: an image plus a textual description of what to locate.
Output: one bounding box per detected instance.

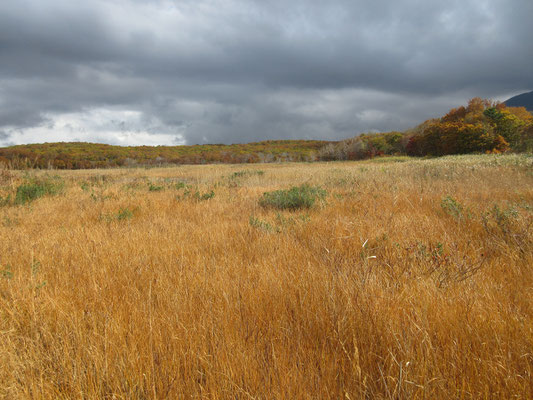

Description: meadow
[0,154,532,399]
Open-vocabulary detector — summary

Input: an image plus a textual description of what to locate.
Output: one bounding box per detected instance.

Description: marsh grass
[148,182,164,192]
[259,184,327,210]
[14,175,64,205]
[0,155,532,399]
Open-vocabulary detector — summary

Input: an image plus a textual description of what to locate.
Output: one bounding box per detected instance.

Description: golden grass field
[0,154,532,399]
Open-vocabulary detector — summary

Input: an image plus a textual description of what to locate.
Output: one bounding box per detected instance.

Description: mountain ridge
[504,90,533,111]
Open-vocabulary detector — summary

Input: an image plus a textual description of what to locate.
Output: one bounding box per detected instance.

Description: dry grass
[0,154,532,399]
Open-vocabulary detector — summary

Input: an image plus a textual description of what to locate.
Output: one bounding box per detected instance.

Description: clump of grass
[0,264,13,280]
[249,216,279,233]
[116,207,134,221]
[275,212,311,227]
[366,156,411,163]
[193,190,215,201]
[89,175,111,186]
[482,204,523,239]
[173,181,189,190]
[0,194,11,207]
[148,182,164,192]
[259,184,327,210]
[231,170,265,179]
[226,170,265,188]
[176,187,215,202]
[15,176,64,205]
[249,213,310,233]
[441,195,463,219]
[101,206,136,223]
[0,168,13,184]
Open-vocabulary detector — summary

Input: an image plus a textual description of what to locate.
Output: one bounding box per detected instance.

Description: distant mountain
[504,91,533,111]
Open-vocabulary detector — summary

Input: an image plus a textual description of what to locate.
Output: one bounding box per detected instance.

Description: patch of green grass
[175,187,215,202]
[259,184,327,210]
[2,216,19,227]
[249,213,311,233]
[249,216,278,233]
[226,170,265,188]
[194,190,215,201]
[89,174,111,186]
[482,204,520,236]
[275,212,311,227]
[173,181,189,190]
[148,182,164,192]
[0,194,11,207]
[0,264,13,280]
[101,206,136,223]
[365,156,412,163]
[116,207,134,221]
[231,170,265,179]
[15,176,65,205]
[441,196,463,219]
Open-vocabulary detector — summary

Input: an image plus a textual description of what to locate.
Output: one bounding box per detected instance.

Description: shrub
[259,184,327,210]
[441,196,463,219]
[15,176,64,205]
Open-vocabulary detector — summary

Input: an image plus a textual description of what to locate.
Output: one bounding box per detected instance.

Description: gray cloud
[0,0,532,146]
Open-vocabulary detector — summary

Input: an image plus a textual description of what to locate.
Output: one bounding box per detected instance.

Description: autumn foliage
[406,98,533,156]
[0,140,330,169]
[318,131,406,161]
[320,98,532,161]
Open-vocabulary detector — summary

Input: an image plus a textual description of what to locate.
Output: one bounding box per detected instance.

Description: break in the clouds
[0,0,532,146]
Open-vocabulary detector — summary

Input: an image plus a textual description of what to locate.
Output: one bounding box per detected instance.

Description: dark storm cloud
[0,0,532,145]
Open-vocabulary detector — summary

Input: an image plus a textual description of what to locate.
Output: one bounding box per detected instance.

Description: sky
[0,0,532,147]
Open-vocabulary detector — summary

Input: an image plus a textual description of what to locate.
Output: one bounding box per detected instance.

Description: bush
[441,196,463,219]
[259,184,327,210]
[15,176,64,205]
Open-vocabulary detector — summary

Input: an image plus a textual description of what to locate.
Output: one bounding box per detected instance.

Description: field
[0,154,532,399]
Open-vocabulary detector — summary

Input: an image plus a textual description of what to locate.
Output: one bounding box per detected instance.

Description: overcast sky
[0,0,531,146]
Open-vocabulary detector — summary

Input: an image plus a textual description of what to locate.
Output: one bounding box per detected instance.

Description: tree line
[318,98,532,160]
[1,98,531,169]
[0,140,329,169]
